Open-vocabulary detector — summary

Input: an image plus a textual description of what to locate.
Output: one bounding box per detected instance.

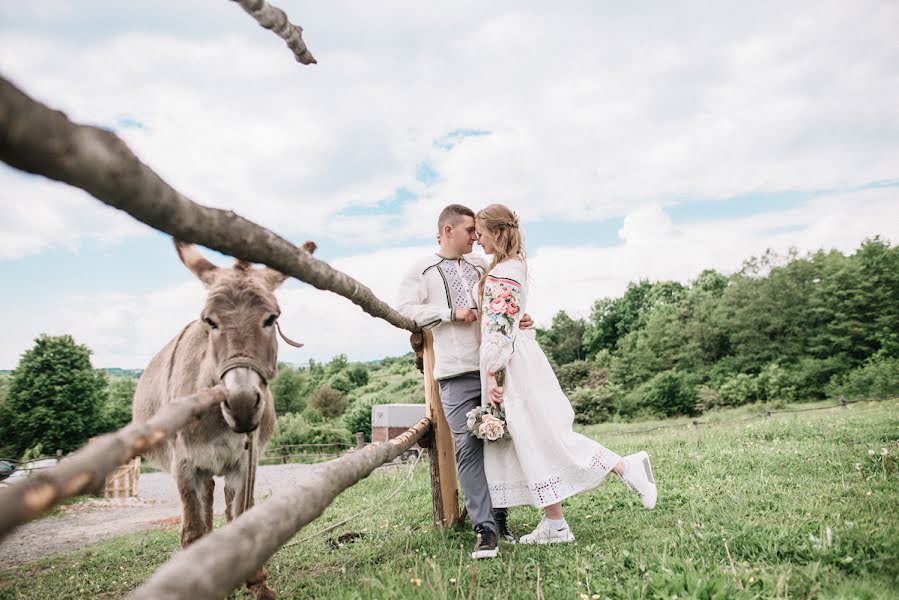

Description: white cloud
[1,0,897,257]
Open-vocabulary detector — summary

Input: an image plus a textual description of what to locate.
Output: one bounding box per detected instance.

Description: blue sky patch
[433,128,492,150]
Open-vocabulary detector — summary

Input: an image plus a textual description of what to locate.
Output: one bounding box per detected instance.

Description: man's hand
[519,312,533,329]
[487,371,504,408]
[455,308,478,323]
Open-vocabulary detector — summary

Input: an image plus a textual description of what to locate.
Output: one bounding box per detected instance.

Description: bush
[792,356,845,401]
[0,335,107,456]
[308,385,348,418]
[342,395,382,441]
[346,365,370,388]
[268,414,353,450]
[717,373,760,407]
[270,367,307,415]
[637,371,699,418]
[555,360,607,392]
[827,356,899,400]
[569,383,623,424]
[100,377,137,431]
[756,363,798,403]
[302,406,325,424]
[329,371,355,394]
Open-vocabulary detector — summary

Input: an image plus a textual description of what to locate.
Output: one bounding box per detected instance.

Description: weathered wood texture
[0,76,419,334]
[232,0,317,64]
[422,331,461,526]
[0,386,227,542]
[128,418,432,600]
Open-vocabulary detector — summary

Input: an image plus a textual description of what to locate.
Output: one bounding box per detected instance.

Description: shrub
[556,360,607,392]
[308,385,348,418]
[346,365,370,388]
[638,370,699,418]
[329,371,355,394]
[827,356,899,400]
[342,395,383,441]
[270,367,307,415]
[569,383,623,424]
[100,377,137,431]
[302,406,325,424]
[268,414,353,450]
[756,363,798,403]
[717,373,760,407]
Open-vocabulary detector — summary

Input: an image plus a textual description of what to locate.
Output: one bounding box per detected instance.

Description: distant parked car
[7,458,57,479]
[0,460,15,481]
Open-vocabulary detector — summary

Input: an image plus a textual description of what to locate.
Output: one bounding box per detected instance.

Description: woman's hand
[487,371,504,408]
[519,313,533,329]
[455,308,478,323]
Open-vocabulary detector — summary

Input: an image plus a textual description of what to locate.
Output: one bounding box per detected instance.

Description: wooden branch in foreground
[129,417,432,600]
[0,76,419,333]
[0,386,227,542]
[232,0,317,64]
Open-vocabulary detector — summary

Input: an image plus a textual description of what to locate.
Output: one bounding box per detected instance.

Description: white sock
[547,517,567,530]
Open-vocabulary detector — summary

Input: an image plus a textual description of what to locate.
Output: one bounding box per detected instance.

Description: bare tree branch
[128,418,431,600]
[0,75,419,333]
[232,0,317,64]
[0,386,227,542]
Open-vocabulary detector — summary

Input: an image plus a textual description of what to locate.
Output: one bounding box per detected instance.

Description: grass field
[0,399,896,599]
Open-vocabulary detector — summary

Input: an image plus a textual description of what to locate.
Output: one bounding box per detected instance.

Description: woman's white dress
[479,258,622,508]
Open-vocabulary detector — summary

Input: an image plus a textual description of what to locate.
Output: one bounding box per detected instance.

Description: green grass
[1,399,896,599]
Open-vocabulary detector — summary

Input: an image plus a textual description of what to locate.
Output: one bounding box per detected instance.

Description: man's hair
[437,204,475,234]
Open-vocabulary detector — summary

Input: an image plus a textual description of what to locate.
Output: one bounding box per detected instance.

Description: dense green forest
[1,238,895,460]
[537,237,899,422]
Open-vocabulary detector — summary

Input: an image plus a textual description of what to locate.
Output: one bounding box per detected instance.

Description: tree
[270,366,307,415]
[308,384,348,419]
[1,335,107,457]
[100,376,137,431]
[536,310,586,365]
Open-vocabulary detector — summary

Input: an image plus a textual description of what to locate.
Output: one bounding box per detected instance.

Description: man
[395,204,532,559]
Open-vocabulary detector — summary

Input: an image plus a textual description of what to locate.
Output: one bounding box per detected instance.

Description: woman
[476,203,657,545]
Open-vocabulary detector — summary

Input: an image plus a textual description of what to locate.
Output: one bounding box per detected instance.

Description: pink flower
[506,303,520,316]
[498,287,513,299]
[489,298,507,313]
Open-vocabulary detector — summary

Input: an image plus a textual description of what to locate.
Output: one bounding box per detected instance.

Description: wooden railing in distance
[0,386,227,542]
[128,417,432,600]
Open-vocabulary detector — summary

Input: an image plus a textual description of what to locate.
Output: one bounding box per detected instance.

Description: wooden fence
[0,3,462,596]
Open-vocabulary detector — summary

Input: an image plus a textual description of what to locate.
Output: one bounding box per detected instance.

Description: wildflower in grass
[868,449,876,456]
[880,448,889,456]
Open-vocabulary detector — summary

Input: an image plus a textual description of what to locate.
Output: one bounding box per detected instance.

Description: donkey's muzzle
[221,366,266,434]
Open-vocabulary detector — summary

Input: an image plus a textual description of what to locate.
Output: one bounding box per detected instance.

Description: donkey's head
[175,239,316,433]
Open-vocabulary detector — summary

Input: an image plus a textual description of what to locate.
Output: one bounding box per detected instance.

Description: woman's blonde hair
[476,203,526,305]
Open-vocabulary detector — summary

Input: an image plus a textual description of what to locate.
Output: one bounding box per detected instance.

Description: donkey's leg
[175,463,207,548]
[202,476,215,532]
[224,483,236,522]
[225,459,275,600]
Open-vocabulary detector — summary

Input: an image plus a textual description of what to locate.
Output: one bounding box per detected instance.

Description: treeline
[536,237,899,423]
[0,334,424,461]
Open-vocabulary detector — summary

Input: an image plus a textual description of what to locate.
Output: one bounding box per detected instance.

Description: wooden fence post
[355,432,364,449]
[422,330,461,527]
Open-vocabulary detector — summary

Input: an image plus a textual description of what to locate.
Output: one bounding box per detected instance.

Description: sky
[1,1,897,370]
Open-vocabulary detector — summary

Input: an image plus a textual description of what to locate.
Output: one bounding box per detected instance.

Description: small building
[371,403,427,446]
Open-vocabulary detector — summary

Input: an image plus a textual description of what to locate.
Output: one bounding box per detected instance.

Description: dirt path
[0,463,316,569]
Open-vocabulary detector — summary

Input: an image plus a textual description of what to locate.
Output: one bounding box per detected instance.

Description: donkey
[133,239,314,600]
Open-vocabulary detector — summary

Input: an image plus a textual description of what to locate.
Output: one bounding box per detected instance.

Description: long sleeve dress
[479,258,622,508]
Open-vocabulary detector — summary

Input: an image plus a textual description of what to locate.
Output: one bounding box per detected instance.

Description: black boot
[471,524,498,559]
[494,507,516,544]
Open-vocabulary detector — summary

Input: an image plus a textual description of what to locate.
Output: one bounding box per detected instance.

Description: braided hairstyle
[476,203,526,307]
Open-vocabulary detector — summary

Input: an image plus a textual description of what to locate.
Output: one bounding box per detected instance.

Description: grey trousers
[437,371,496,533]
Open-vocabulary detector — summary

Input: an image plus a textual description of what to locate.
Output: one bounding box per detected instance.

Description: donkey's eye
[263,314,277,328]
[203,317,219,330]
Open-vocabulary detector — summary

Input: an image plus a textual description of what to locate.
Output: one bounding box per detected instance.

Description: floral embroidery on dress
[480,275,523,376]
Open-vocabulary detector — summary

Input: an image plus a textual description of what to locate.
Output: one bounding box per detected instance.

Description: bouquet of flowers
[466,404,512,442]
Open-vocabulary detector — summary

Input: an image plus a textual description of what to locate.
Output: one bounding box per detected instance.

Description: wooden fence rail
[0,386,227,542]
[128,417,431,600]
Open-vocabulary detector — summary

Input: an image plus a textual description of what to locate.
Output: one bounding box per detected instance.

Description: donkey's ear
[174,240,219,287]
[260,240,317,290]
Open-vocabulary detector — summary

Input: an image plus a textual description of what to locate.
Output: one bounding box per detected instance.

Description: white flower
[881,448,889,456]
[478,419,505,441]
[854,463,862,471]
[868,449,876,456]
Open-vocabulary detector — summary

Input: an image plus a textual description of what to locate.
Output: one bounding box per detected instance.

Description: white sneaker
[519,518,576,545]
[621,451,657,509]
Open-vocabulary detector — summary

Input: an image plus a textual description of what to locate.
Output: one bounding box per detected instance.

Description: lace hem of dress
[488,449,619,508]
